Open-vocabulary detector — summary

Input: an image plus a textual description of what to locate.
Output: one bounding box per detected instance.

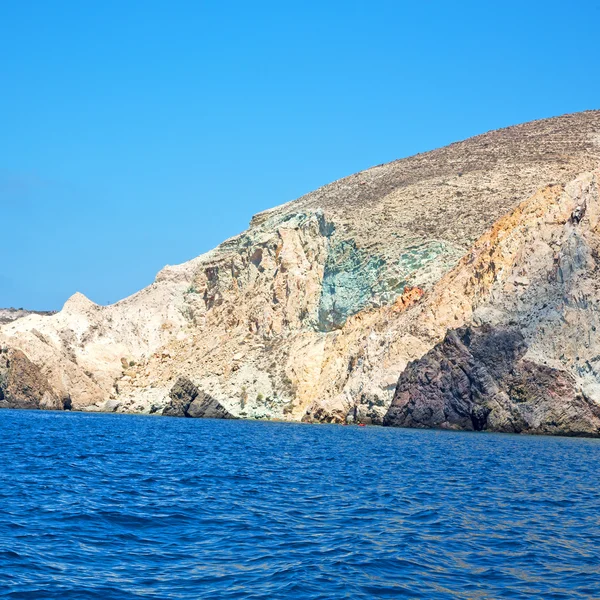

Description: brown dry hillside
[271,110,600,251]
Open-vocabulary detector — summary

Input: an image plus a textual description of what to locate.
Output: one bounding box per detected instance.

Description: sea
[0,409,599,599]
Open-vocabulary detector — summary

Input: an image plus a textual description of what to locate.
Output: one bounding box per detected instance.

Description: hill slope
[0,308,55,325]
[2,111,600,434]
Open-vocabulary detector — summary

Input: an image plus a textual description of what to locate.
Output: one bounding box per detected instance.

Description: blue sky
[1,0,599,310]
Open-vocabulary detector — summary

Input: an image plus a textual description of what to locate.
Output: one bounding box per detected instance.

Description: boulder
[162,376,198,417]
[101,399,121,413]
[162,376,235,419]
[187,391,235,419]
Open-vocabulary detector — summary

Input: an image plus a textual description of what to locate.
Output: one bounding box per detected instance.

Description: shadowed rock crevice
[384,325,600,436]
[162,376,235,419]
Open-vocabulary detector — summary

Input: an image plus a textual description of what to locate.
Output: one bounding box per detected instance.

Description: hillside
[0,308,55,326]
[2,110,600,435]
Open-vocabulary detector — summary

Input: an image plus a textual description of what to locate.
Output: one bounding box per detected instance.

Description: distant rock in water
[163,376,235,419]
[2,111,600,436]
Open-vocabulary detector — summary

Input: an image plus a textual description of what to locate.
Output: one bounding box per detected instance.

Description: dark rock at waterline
[162,376,198,417]
[384,324,600,436]
[162,376,235,419]
[187,393,235,419]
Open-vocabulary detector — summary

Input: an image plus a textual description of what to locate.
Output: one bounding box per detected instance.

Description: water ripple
[0,410,599,598]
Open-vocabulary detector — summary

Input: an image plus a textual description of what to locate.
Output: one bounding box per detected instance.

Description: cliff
[2,110,600,435]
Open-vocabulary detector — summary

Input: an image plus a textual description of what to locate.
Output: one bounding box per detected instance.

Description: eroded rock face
[0,348,61,410]
[384,325,600,436]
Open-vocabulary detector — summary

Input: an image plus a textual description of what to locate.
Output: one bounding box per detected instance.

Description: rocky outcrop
[186,393,235,419]
[0,348,63,410]
[1,111,600,436]
[162,376,199,417]
[162,376,234,419]
[384,325,600,436]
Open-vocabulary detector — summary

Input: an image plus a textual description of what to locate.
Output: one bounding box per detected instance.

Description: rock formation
[1,110,600,435]
[162,376,235,419]
[384,325,600,435]
[0,348,64,410]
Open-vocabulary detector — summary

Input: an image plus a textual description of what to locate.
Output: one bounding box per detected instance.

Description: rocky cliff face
[0,348,65,410]
[2,110,600,436]
[384,325,600,435]
[382,171,600,435]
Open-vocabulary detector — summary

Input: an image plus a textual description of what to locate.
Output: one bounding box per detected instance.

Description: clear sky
[1,0,599,310]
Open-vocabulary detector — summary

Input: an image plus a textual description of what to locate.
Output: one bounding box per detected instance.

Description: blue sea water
[0,411,599,599]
